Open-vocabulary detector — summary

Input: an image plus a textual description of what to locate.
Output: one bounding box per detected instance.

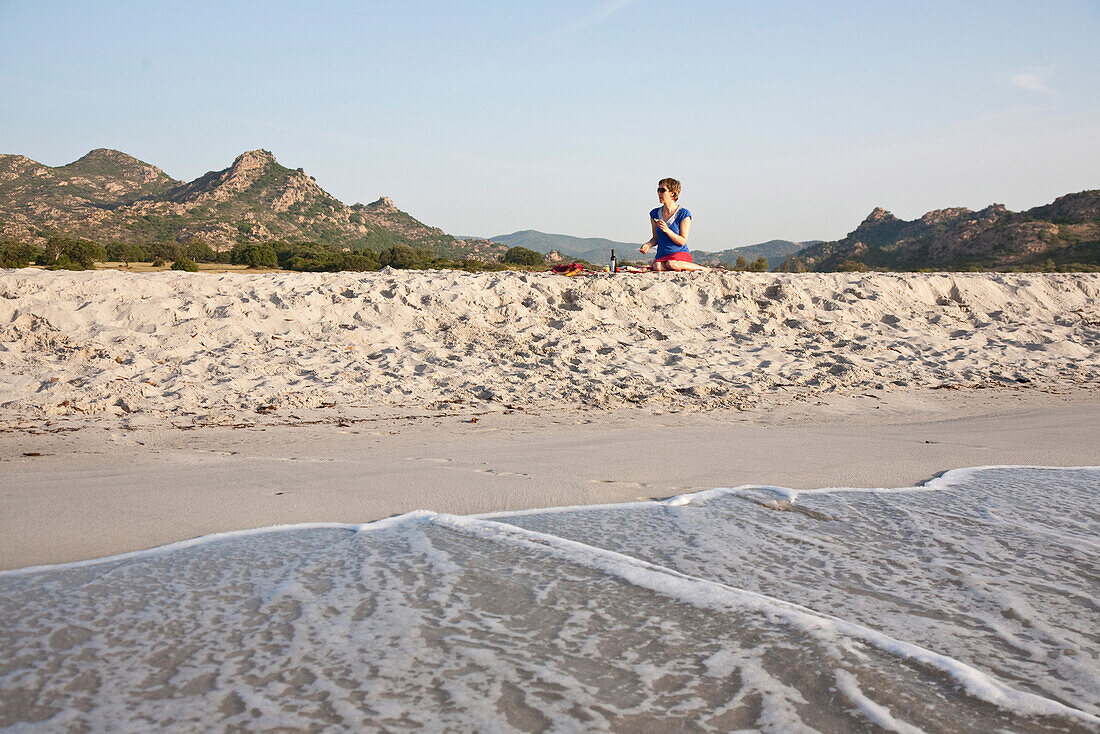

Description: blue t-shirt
[651,206,692,259]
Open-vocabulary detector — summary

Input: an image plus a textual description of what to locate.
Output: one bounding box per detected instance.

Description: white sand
[1,269,1097,428]
[1,269,1098,568]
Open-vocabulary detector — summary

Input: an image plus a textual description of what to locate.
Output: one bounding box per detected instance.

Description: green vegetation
[170,257,199,272]
[731,255,768,272]
[13,231,1098,276]
[502,246,545,266]
[275,241,380,272]
[269,241,521,273]
[106,242,150,266]
[242,160,295,201]
[35,236,106,270]
[0,241,43,268]
[777,254,808,273]
[184,237,217,263]
[231,242,278,268]
[379,245,435,269]
[4,234,533,274]
[150,242,180,266]
[836,259,871,272]
[125,214,189,243]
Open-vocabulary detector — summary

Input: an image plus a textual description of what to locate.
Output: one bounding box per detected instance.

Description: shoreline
[2,269,1098,570]
[3,388,1097,570]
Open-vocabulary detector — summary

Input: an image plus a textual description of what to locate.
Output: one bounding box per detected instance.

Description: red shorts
[654,252,693,263]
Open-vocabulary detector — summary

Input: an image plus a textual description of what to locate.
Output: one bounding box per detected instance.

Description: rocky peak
[221,149,278,193]
[1028,190,1100,223]
[862,207,898,224]
[367,196,398,212]
[74,148,134,164]
[230,149,276,170]
[63,148,176,186]
[846,206,906,246]
[974,204,1007,223]
[918,207,972,225]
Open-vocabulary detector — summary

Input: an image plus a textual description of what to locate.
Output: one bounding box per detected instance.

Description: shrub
[70,240,107,267]
[231,242,278,268]
[276,241,334,271]
[379,245,434,269]
[0,241,43,268]
[150,241,182,267]
[502,246,544,267]
[48,254,85,271]
[184,237,217,263]
[106,242,150,266]
[276,242,381,272]
[336,250,381,271]
[171,257,199,272]
[36,237,105,269]
[777,255,807,273]
[836,259,870,272]
[749,256,768,272]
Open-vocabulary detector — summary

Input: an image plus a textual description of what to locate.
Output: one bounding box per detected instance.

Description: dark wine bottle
[610,249,617,273]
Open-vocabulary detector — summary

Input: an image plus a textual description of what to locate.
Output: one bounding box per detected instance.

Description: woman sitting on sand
[640,178,708,271]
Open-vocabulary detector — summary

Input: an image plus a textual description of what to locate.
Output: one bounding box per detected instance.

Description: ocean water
[1,466,1097,733]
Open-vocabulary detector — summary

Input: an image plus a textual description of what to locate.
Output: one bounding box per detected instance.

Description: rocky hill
[0,149,469,256]
[799,191,1099,271]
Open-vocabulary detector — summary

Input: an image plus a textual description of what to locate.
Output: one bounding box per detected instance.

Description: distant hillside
[488,230,633,263]
[0,149,493,257]
[693,240,819,270]
[490,230,816,269]
[798,191,1100,271]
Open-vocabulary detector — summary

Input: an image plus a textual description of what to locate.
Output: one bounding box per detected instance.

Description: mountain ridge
[0,148,493,257]
[798,191,1100,271]
[3,148,1095,270]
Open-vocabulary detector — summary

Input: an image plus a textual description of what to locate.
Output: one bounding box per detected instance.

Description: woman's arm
[678,217,691,245]
[640,217,659,254]
[656,216,690,246]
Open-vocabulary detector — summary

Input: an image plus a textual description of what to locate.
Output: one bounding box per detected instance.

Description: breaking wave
[2,466,1098,732]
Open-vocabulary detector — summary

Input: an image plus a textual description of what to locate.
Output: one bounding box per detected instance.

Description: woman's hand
[639,243,651,254]
[655,219,672,234]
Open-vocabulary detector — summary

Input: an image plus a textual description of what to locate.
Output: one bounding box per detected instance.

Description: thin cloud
[1011,72,1053,94]
[546,0,641,37]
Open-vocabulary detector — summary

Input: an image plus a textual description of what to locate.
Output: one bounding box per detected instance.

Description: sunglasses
[657,188,668,193]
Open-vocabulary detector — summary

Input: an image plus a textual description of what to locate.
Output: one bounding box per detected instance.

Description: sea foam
[1,466,1097,732]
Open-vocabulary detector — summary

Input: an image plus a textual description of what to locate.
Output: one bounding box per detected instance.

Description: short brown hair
[658,178,681,201]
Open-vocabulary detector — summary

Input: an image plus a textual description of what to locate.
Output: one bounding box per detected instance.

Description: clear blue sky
[2,0,1097,249]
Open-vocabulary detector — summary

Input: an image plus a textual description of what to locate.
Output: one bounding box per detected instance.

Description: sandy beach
[2,268,1099,731]
[2,269,1097,425]
[1,268,1098,568]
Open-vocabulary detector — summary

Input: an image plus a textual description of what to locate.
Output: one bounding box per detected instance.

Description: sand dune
[0,269,1097,428]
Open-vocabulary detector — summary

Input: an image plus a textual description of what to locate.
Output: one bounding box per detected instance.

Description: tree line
[0,237,551,273]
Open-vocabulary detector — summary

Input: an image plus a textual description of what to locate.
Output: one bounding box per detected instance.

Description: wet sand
[3,388,1097,570]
